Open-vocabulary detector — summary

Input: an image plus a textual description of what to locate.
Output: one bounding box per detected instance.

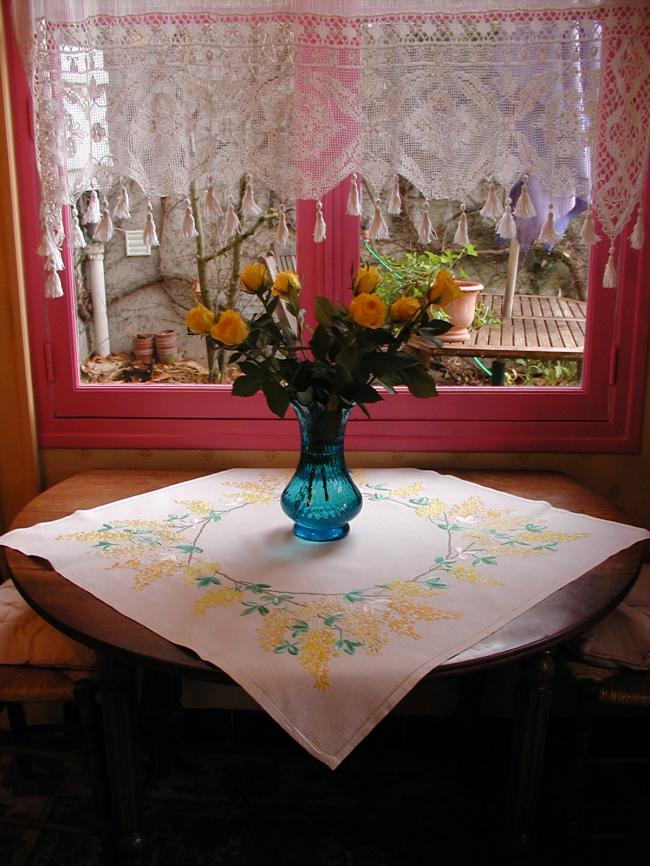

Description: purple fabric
[510,174,588,251]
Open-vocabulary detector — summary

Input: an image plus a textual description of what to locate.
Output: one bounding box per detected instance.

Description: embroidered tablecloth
[1,468,648,768]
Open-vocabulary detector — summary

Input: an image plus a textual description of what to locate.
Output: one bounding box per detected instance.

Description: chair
[563,660,650,842]
[0,578,111,850]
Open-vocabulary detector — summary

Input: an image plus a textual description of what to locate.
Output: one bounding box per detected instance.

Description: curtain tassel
[45,260,63,299]
[369,198,390,240]
[346,173,363,216]
[513,174,536,219]
[480,182,503,222]
[313,200,327,243]
[241,174,262,219]
[142,201,160,247]
[496,200,517,240]
[94,199,114,243]
[276,205,289,247]
[387,175,401,215]
[182,198,199,239]
[38,224,64,270]
[71,205,86,249]
[580,206,600,246]
[82,190,101,225]
[630,208,644,250]
[205,177,223,219]
[113,185,131,220]
[224,197,241,239]
[417,202,436,244]
[537,203,562,246]
[603,245,618,288]
[453,205,470,246]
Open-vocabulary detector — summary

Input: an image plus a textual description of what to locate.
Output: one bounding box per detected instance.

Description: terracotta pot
[440,280,483,343]
[132,333,154,363]
[155,329,178,363]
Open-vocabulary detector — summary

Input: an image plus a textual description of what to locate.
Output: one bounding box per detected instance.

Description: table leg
[506,650,555,862]
[101,659,147,866]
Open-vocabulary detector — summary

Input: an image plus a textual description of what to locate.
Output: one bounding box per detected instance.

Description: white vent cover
[125,230,151,257]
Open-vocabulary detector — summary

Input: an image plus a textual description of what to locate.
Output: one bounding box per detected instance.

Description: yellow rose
[390,295,422,322]
[348,292,386,329]
[185,303,216,334]
[239,262,271,294]
[272,271,301,298]
[428,269,462,308]
[353,265,382,294]
[210,310,249,346]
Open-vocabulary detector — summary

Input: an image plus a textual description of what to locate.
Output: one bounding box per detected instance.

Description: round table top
[5,468,646,681]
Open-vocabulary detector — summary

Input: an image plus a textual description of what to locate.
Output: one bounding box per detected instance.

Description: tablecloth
[2,468,648,768]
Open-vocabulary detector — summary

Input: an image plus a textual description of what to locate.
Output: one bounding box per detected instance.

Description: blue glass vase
[281,401,362,541]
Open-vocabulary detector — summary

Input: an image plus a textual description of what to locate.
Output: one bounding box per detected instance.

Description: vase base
[293,522,350,542]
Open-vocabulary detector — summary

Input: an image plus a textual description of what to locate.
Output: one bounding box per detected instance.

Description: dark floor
[1,698,648,866]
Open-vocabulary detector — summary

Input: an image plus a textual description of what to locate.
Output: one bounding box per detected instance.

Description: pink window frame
[6,3,650,454]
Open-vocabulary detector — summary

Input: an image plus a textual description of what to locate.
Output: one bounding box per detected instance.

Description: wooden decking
[432,293,587,360]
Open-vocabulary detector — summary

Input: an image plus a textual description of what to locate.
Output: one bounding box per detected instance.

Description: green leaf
[291,620,309,637]
[323,614,343,627]
[175,544,203,554]
[344,589,365,604]
[315,296,336,327]
[197,575,221,587]
[309,324,331,361]
[261,379,291,418]
[232,375,260,397]
[400,365,438,398]
[343,640,363,655]
[248,583,272,594]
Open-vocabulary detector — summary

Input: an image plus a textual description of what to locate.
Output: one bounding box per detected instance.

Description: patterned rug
[1,709,647,866]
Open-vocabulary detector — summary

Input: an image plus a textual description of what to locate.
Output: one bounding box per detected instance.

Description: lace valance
[12,1,650,295]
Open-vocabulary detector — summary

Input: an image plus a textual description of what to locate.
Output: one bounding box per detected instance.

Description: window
[6,1,650,452]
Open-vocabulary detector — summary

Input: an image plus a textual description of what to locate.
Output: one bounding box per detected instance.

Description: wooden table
[4,469,646,864]
[411,293,587,363]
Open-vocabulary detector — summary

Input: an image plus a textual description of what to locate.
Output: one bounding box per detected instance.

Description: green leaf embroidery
[343,590,365,604]
[197,576,221,587]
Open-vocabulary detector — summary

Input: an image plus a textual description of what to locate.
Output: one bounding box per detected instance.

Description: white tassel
[113,185,131,220]
[603,245,618,288]
[45,261,63,299]
[82,190,100,225]
[204,178,223,219]
[94,200,114,242]
[453,205,470,246]
[496,200,517,240]
[630,208,644,250]
[537,203,562,246]
[580,207,600,246]
[313,200,327,243]
[224,198,241,239]
[276,205,289,247]
[181,198,199,239]
[369,198,390,241]
[70,205,86,249]
[38,225,64,270]
[480,182,503,222]
[142,201,160,247]
[241,174,262,219]
[513,175,536,219]
[417,202,436,244]
[346,173,362,216]
[387,176,401,215]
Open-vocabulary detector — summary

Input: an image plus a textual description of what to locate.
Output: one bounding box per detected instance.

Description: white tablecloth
[2,468,648,767]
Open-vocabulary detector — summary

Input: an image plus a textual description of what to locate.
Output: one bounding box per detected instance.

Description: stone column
[86,242,111,357]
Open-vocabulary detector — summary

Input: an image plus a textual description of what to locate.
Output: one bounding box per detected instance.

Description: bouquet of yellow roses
[185,260,461,422]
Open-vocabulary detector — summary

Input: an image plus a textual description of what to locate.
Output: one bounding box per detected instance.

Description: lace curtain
[12,0,650,295]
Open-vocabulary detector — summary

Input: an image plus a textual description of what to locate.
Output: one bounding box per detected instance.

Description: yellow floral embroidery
[341,609,386,655]
[383,600,461,638]
[129,558,180,592]
[299,628,337,691]
[449,496,483,518]
[182,561,221,584]
[385,579,444,597]
[176,499,215,515]
[194,587,244,613]
[389,482,423,499]
[415,498,446,518]
[449,565,501,586]
[222,474,287,505]
[258,609,298,651]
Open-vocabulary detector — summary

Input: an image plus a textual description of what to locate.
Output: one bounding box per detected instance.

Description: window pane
[75,181,295,384]
[359,179,589,388]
